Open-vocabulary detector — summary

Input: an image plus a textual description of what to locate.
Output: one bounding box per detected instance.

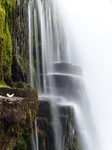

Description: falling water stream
[28,0,112,149]
[28,0,34,89]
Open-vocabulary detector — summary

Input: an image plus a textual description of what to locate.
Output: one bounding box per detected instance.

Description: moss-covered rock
[38,100,52,122]
[37,99,80,150]
[14,128,31,150]
[58,105,80,150]
[0,2,5,81]
[37,100,55,150]
[11,54,28,83]
[2,22,12,82]
[0,0,16,82]
[0,88,38,150]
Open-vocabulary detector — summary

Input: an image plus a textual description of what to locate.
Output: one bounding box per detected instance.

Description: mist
[54,0,112,149]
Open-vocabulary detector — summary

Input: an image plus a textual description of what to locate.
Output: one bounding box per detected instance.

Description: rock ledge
[0,88,38,150]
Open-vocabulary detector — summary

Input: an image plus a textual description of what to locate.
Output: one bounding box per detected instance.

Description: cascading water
[28,0,112,149]
[53,0,112,150]
[32,119,39,150]
[29,0,89,149]
[34,8,41,93]
[29,0,92,149]
[35,119,39,150]
[28,0,35,88]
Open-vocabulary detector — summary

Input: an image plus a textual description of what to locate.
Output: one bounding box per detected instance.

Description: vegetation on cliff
[0,0,15,82]
[0,0,38,149]
[0,1,81,150]
[2,22,12,82]
[0,2,5,81]
[0,88,38,150]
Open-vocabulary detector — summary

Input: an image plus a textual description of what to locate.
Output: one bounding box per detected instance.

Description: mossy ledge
[0,88,38,150]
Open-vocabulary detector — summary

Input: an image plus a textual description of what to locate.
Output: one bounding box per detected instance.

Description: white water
[54,0,112,150]
[28,0,34,88]
[35,119,39,150]
[32,127,36,150]
[32,119,39,150]
[34,9,41,93]
[58,101,97,150]
[28,0,112,149]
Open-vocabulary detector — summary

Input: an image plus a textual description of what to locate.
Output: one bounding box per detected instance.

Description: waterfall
[28,0,35,88]
[35,119,39,150]
[54,0,112,150]
[32,127,36,150]
[28,0,112,149]
[29,0,92,149]
[31,119,39,150]
[34,9,41,94]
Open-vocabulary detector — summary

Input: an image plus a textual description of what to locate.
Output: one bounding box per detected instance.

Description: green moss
[2,0,16,9]
[74,137,80,149]
[38,101,52,122]
[2,22,12,82]
[29,108,32,117]
[9,138,16,150]
[0,4,5,80]
[66,137,80,150]
[0,0,16,82]
[13,128,32,150]
[14,129,27,150]
[0,80,9,87]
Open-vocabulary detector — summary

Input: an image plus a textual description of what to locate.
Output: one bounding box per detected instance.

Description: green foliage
[0,4,5,80]
[2,22,12,82]
[0,0,15,82]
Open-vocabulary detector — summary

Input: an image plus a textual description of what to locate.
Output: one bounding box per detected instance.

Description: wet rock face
[0,0,29,84]
[57,105,80,150]
[37,99,80,150]
[52,62,83,76]
[0,0,15,82]
[46,73,84,102]
[10,0,29,86]
[0,88,38,150]
[11,55,28,83]
[37,100,55,150]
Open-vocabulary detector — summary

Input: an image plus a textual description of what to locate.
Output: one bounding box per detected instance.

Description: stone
[0,88,38,150]
[52,62,83,76]
[37,99,80,150]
